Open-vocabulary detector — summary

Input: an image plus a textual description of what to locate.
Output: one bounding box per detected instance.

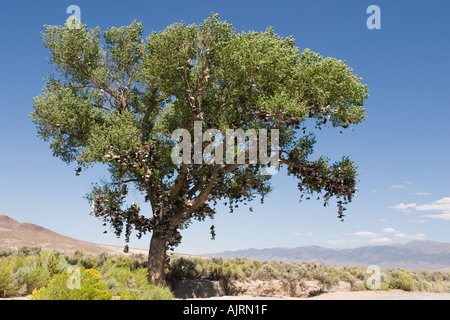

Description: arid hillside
[0,215,146,255]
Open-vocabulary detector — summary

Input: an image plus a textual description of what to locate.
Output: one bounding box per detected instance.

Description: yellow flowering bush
[32,267,112,300]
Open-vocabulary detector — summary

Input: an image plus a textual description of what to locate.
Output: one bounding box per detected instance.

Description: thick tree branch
[139,98,159,142]
[186,164,239,215]
[169,164,189,201]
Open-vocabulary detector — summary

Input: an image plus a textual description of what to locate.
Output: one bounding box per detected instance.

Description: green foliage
[102,266,173,300]
[389,271,415,291]
[32,267,112,300]
[0,258,18,297]
[0,248,15,258]
[31,14,369,259]
[39,250,61,276]
[168,257,200,280]
[0,247,172,299]
[16,245,41,257]
[13,264,51,295]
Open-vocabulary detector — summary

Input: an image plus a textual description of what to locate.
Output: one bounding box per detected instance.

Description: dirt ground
[189,290,450,300]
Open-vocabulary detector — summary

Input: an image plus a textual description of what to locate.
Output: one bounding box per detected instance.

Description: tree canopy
[31,14,368,283]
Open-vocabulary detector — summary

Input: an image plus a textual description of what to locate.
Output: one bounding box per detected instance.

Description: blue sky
[0,0,449,255]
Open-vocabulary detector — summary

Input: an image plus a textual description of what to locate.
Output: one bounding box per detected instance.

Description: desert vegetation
[0,246,173,300]
[167,255,450,297]
[0,246,449,299]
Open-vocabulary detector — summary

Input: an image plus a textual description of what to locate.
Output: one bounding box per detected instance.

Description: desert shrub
[64,253,80,266]
[208,262,224,280]
[102,265,144,295]
[255,263,280,280]
[211,257,224,265]
[168,257,199,280]
[101,253,142,270]
[128,253,147,270]
[78,254,97,269]
[0,258,18,297]
[432,280,446,293]
[102,265,173,300]
[16,246,41,257]
[145,284,175,300]
[39,250,62,276]
[441,272,450,282]
[13,264,51,295]
[0,247,14,258]
[118,283,174,300]
[312,270,338,288]
[414,280,431,292]
[64,251,97,269]
[32,267,112,300]
[96,251,110,266]
[327,266,356,283]
[222,261,245,280]
[389,271,415,291]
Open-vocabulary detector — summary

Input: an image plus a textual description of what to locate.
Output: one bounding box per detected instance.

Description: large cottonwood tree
[31,14,368,284]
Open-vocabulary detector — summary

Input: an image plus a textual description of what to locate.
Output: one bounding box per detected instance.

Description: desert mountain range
[1,215,449,271]
[211,241,450,271]
[0,215,146,255]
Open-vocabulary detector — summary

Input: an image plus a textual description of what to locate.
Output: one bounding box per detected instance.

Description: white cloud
[391,197,450,219]
[354,231,379,238]
[422,213,450,220]
[390,185,406,190]
[394,233,426,240]
[292,232,301,237]
[371,237,392,243]
[390,202,417,213]
[416,197,450,211]
[408,219,427,223]
[416,192,430,196]
[416,197,450,220]
[382,227,397,234]
[305,232,313,236]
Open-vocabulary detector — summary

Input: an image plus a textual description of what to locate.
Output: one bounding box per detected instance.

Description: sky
[0,0,449,255]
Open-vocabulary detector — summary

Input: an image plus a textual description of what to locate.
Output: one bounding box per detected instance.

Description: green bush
[39,250,62,276]
[390,271,415,291]
[16,246,41,257]
[102,265,173,300]
[0,248,14,258]
[168,257,199,280]
[0,258,18,297]
[31,267,112,300]
[13,265,51,295]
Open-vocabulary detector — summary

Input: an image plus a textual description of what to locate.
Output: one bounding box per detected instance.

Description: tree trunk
[147,231,167,285]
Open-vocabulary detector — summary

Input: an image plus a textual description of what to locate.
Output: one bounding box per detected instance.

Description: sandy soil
[189,290,450,300]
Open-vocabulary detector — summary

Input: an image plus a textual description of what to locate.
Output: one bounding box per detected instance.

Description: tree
[31,14,368,284]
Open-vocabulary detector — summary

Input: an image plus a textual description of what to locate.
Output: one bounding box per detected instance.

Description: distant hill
[210,241,450,271]
[0,215,146,255]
